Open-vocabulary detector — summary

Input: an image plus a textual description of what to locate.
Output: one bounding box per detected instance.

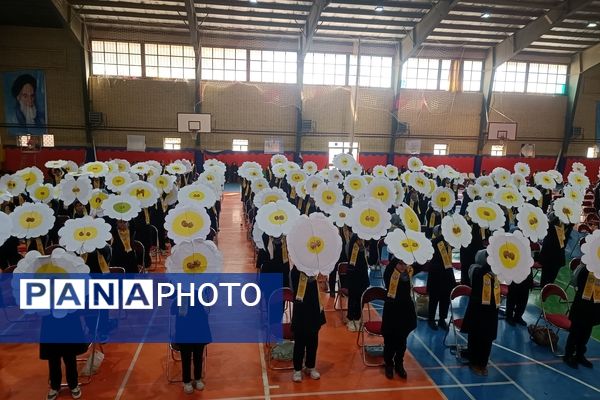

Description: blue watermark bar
[0,273,284,343]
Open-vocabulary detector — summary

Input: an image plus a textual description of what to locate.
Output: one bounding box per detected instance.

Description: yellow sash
[480,227,486,241]
[429,212,436,228]
[161,198,168,213]
[345,194,351,204]
[81,252,109,273]
[27,238,45,255]
[296,272,308,301]
[438,241,452,269]
[282,237,289,264]
[304,201,311,215]
[507,209,515,225]
[582,273,600,303]
[387,269,401,299]
[143,208,150,224]
[118,229,133,252]
[290,187,296,199]
[350,243,359,266]
[482,273,501,307]
[555,224,565,249]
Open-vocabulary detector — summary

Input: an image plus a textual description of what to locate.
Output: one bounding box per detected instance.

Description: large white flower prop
[548,169,563,184]
[204,159,226,172]
[520,185,542,202]
[328,205,350,227]
[295,182,308,199]
[431,187,456,213]
[106,172,132,193]
[495,187,524,209]
[272,163,288,179]
[11,203,55,239]
[487,230,534,284]
[198,172,224,196]
[151,174,176,194]
[123,181,159,209]
[166,239,223,274]
[287,213,342,276]
[466,184,482,200]
[29,183,54,204]
[581,230,600,279]
[253,224,265,250]
[58,176,92,206]
[286,169,307,186]
[58,216,112,254]
[0,212,13,246]
[254,187,287,208]
[17,167,44,188]
[385,228,433,265]
[45,160,67,170]
[0,174,26,196]
[348,200,391,240]
[178,183,217,209]
[408,157,423,172]
[332,153,355,172]
[482,187,496,202]
[344,174,367,198]
[164,187,179,207]
[408,171,429,194]
[112,159,131,173]
[251,178,269,194]
[89,189,108,211]
[466,200,505,231]
[302,161,318,176]
[64,160,79,175]
[567,171,590,191]
[516,204,548,242]
[305,175,324,197]
[255,200,301,238]
[165,161,187,175]
[476,175,494,188]
[350,163,363,175]
[238,161,262,180]
[441,214,472,248]
[514,162,531,177]
[396,203,421,232]
[82,161,109,178]
[102,194,141,221]
[372,165,386,178]
[367,177,395,209]
[314,183,343,213]
[270,154,288,167]
[563,185,584,205]
[511,173,526,188]
[165,205,212,244]
[553,197,581,225]
[0,189,11,203]
[572,162,587,174]
[328,168,343,185]
[491,167,511,187]
[534,172,556,190]
[393,181,405,207]
[385,164,399,180]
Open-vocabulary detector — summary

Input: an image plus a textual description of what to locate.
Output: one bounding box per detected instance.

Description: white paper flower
[408,171,429,194]
[396,203,421,232]
[553,197,581,225]
[29,183,54,204]
[204,159,225,171]
[572,162,587,174]
[111,159,130,172]
[332,153,355,172]
[270,154,288,167]
[328,205,350,227]
[272,163,288,179]
[253,224,265,250]
[58,176,93,206]
[11,203,55,239]
[305,176,324,197]
[246,167,264,181]
[350,163,363,175]
[482,187,496,202]
[492,167,511,186]
[0,174,26,196]
[82,161,109,178]
[314,183,343,213]
[385,228,434,265]
[89,189,109,210]
[466,184,482,200]
[58,216,112,254]
[255,200,301,238]
[238,161,262,180]
[548,169,563,184]
[287,213,342,276]
[516,203,548,242]
[476,175,494,188]
[441,214,472,248]
[286,169,307,186]
[295,182,308,198]
[17,167,44,188]
[393,181,405,207]
[328,168,343,185]
[166,239,223,274]
[367,177,395,209]
[0,189,11,203]
[45,160,67,169]
[165,205,211,244]
[165,187,178,206]
[102,194,141,221]
[408,157,423,172]
[151,174,176,194]
[567,171,590,190]
[64,161,79,174]
[348,200,391,240]
[581,230,600,279]
[372,165,386,178]
[385,164,399,179]
[123,181,159,208]
[254,187,287,208]
[466,200,505,231]
[178,183,217,208]
[495,187,524,209]
[0,212,13,246]
[514,162,531,177]
[511,173,526,188]
[165,161,186,175]
[251,178,269,194]
[285,161,300,172]
[106,172,132,193]
[534,172,556,190]
[520,185,542,201]
[487,230,534,284]
[563,185,584,204]
[431,187,456,213]
[302,161,318,176]
[200,168,225,186]
[343,174,367,198]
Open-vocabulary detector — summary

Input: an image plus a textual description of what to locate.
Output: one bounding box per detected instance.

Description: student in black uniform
[346,234,370,331]
[459,220,486,286]
[381,256,417,379]
[290,266,325,382]
[427,226,455,330]
[539,212,572,287]
[261,233,290,288]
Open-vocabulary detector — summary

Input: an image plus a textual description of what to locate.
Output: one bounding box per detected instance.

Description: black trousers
[506,281,529,320]
[293,330,319,371]
[565,322,593,358]
[428,286,451,321]
[347,292,362,321]
[540,264,560,287]
[460,263,471,286]
[467,335,493,368]
[383,334,407,367]
[180,344,206,383]
[328,265,337,296]
[48,355,78,391]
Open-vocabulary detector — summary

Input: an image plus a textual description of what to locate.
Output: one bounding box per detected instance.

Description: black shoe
[514,317,527,326]
[506,317,516,326]
[563,355,579,369]
[437,319,449,331]
[385,364,394,379]
[428,320,439,331]
[395,363,407,379]
[577,356,593,369]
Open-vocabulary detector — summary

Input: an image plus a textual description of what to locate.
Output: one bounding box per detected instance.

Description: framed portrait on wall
[2,70,47,136]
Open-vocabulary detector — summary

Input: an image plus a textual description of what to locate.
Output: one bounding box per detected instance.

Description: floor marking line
[489,360,535,400]
[258,343,271,400]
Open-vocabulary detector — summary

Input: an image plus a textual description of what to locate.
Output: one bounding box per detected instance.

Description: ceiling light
[587,22,598,28]
[375,5,384,12]
[481,12,491,19]
[249,0,257,3]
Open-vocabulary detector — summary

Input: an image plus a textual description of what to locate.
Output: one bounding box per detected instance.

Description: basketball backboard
[177,113,211,133]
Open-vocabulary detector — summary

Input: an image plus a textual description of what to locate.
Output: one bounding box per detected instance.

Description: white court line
[258,343,271,400]
[412,332,477,400]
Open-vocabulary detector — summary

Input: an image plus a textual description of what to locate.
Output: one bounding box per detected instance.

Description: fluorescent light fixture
[249,0,257,3]
[481,12,491,19]
[587,22,598,28]
[375,5,384,12]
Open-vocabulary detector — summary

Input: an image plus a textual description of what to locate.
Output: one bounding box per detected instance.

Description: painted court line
[258,343,271,400]
[489,360,535,400]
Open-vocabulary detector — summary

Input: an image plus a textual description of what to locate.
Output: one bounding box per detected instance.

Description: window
[328,141,359,165]
[587,146,598,158]
[304,53,347,85]
[349,55,392,88]
[163,137,181,150]
[91,40,142,77]
[42,134,54,147]
[201,47,246,81]
[145,44,195,79]
[249,50,296,83]
[527,63,567,95]
[493,61,527,93]
[232,139,248,152]
[18,135,54,147]
[491,145,505,157]
[433,144,448,155]
[463,60,483,92]
[400,58,451,90]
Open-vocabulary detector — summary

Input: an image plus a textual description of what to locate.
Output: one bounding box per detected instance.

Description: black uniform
[346,235,370,321]
[459,222,486,286]
[539,217,572,287]
[427,236,456,323]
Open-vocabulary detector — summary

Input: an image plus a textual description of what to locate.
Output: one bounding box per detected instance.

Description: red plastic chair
[444,285,471,359]
[356,286,386,366]
[577,224,592,234]
[583,207,596,215]
[333,262,350,315]
[266,287,295,370]
[565,258,582,293]
[533,284,571,354]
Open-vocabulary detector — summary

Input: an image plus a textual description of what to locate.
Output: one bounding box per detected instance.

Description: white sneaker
[71,386,81,399]
[346,320,357,332]
[194,380,205,390]
[305,368,320,380]
[292,370,302,382]
[47,389,59,400]
[183,382,194,394]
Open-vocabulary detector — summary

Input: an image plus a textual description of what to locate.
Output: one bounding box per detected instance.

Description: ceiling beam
[183,0,199,47]
[51,0,86,46]
[400,0,460,62]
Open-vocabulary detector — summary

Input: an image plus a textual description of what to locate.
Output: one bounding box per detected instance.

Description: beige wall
[570,65,600,157]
